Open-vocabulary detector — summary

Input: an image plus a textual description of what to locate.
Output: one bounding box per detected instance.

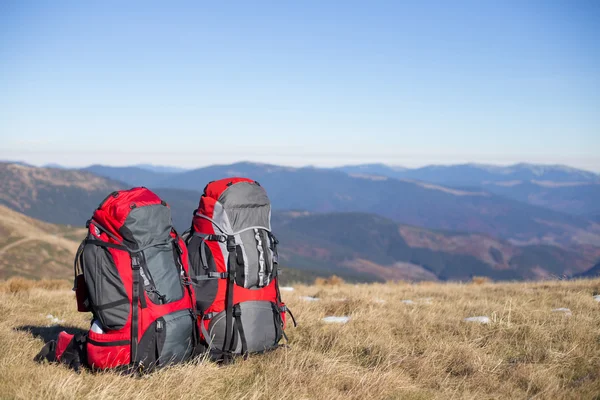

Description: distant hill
[2,162,600,282]
[6,162,600,248]
[83,161,600,219]
[152,188,202,232]
[81,165,173,188]
[155,162,599,248]
[481,180,600,217]
[80,165,189,187]
[336,163,600,217]
[2,202,596,283]
[0,205,86,279]
[273,211,600,282]
[336,163,599,185]
[43,163,70,169]
[0,162,124,226]
[574,261,600,279]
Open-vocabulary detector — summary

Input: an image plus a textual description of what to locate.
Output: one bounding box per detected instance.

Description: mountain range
[337,163,600,219]
[337,163,599,184]
[81,162,600,247]
[82,162,600,217]
[1,161,599,282]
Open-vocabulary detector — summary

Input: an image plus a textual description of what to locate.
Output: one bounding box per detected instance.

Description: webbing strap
[195,234,226,270]
[94,298,130,311]
[192,232,227,242]
[84,237,174,254]
[194,214,227,234]
[192,272,228,281]
[200,320,212,349]
[234,312,248,356]
[202,312,215,320]
[200,240,208,270]
[131,256,141,366]
[173,233,200,351]
[222,235,236,356]
[286,307,298,327]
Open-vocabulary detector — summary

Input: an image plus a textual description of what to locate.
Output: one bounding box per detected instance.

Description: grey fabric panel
[211,201,233,234]
[207,301,280,354]
[218,182,271,233]
[235,231,260,289]
[124,204,172,247]
[159,309,195,365]
[143,243,183,303]
[82,244,130,330]
[238,301,280,352]
[206,311,238,353]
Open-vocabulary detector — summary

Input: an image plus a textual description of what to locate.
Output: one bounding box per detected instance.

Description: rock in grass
[401,299,416,305]
[593,295,600,302]
[46,314,64,324]
[300,296,320,302]
[464,316,491,324]
[552,308,572,316]
[280,286,294,292]
[322,316,351,324]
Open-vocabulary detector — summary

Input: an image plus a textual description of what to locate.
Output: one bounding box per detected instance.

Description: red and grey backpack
[59,187,197,371]
[185,177,295,361]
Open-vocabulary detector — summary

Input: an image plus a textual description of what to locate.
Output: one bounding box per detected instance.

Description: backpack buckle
[226,236,236,252]
[131,256,141,270]
[181,276,193,286]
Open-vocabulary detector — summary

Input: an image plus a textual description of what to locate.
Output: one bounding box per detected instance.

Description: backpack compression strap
[220,235,237,363]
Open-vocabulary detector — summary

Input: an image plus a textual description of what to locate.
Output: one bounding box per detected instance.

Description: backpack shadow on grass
[15,325,87,345]
[16,325,89,369]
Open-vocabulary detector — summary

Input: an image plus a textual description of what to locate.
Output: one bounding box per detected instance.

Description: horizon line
[3,159,600,175]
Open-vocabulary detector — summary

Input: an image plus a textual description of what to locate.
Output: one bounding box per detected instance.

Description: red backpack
[185,178,295,361]
[63,187,198,372]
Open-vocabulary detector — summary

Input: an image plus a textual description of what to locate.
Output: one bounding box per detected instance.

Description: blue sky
[1,1,599,170]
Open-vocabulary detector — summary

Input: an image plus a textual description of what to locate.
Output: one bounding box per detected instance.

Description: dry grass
[314,275,345,286]
[1,278,600,399]
[0,205,86,280]
[471,276,492,285]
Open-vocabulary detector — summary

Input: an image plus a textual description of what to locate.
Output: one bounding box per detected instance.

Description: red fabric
[86,330,131,369]
[92,187,163,239]
[203,177,254,201]
[55,331,75,362]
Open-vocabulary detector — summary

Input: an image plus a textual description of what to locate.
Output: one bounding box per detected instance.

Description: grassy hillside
[1,278,599,399]
[0,162,123,226]
[2,201,599,284]
[274,212,600,281]
[0,205,86,280]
